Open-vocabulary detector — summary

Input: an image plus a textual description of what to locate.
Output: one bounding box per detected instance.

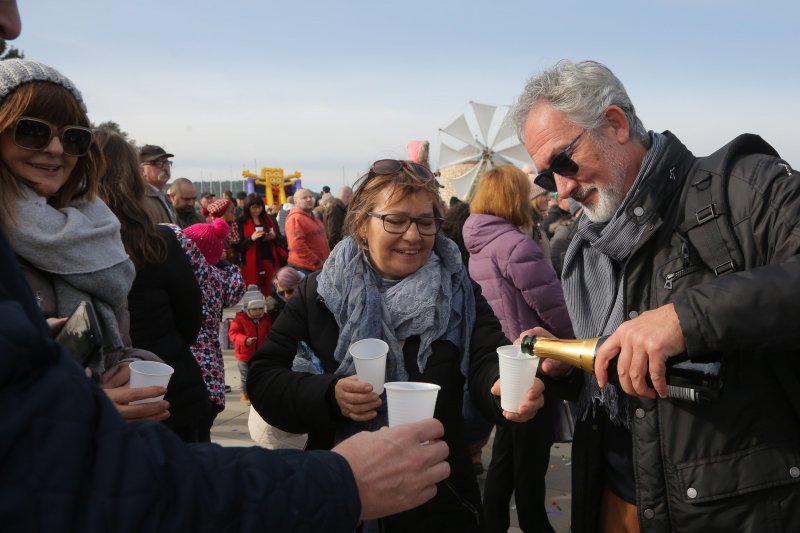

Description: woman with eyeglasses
[463,164,574,533]
[0,59,169,420]
[248,159,546,532]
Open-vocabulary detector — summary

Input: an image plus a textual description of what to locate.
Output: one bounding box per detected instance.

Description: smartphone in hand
[55,300,103,369]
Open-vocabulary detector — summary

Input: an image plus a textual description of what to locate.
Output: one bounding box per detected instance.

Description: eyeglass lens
[14,118,92,157]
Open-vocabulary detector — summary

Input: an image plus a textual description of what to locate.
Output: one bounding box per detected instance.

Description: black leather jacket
[570,132,800,532]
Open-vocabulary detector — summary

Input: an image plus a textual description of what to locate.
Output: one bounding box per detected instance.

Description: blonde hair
[470,165,532,233]
[345,161,443,250]
[0,82,103,228]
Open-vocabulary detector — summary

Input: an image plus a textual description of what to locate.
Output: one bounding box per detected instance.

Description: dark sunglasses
[11,116,93,157]
[534,130,586,193]
[369,159,442,187]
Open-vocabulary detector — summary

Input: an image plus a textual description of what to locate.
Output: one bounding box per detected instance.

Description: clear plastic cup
[384,381,441,427]
[497,345,539,413]
[128,360,174,405]
[349,338,389,395]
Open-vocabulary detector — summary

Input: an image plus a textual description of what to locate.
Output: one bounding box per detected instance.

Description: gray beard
[572,140,629,223]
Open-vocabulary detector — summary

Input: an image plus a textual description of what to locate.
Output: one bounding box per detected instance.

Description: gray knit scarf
[562,132,665,427]
[317,235,475,439]
[7,186,135,374]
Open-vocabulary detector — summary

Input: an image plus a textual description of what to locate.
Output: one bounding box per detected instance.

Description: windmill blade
[440,112,481,148]
[470,101,497,147]
[491,111,518,147]
[450,161,485,201]
[495,142,535,166]
[438,142,480,168]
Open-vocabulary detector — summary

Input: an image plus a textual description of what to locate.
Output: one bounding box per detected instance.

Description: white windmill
[437,101,535,201]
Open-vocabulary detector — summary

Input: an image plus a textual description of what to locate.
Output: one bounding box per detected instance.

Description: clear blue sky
[19,0,799,192]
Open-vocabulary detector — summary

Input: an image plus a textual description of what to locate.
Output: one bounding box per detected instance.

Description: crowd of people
[1,2,798,531]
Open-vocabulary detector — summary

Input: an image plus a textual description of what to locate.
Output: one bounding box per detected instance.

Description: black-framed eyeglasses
[367,211,443,236]
[143,159,173,168]
[534,130,586,193]
[368,159,442,187]
[11,116,93,157]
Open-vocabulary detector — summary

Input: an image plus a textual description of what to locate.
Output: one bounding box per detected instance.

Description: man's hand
[594,303,686,399]
[332,418,450,520]
[335,375,382,421]
[490,377,545,422]
[515,327,573,377]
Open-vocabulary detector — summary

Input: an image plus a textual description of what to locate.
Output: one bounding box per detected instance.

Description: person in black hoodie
[95,129,212,442]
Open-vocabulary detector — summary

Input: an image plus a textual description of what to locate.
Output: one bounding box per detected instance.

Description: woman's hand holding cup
[335,375,382,422]
[491,377,545,423]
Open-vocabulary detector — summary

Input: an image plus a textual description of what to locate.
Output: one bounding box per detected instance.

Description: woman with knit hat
[203,197,241,264]
[183,218,246,437]
[0,59,169,420]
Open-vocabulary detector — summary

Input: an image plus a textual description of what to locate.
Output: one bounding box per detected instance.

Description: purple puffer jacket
[463,213,573,341]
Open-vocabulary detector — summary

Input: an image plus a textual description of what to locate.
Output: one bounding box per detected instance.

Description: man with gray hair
[515,60,800,531]
[168,177,205,228]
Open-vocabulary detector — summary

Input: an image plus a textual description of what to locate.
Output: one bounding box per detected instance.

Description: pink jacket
[463,213,573,341]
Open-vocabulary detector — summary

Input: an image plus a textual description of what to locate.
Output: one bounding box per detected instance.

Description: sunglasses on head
[369,159,441,187]
[11,116,93,157]
[534,129,586,193]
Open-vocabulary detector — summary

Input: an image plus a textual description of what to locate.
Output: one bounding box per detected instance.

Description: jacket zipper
[664,265,704,290]
[664,242,703,290]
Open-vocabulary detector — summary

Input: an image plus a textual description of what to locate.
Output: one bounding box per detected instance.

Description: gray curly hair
[511,60,649,146]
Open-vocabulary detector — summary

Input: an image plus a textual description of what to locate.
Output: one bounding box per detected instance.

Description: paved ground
[212,347,573,532]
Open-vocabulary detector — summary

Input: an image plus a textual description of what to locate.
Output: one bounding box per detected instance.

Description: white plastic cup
[384,382,441,427]
[497,345,539,413]
[255,226,263,233]
[349,338,389,395]
[128,361,174,405]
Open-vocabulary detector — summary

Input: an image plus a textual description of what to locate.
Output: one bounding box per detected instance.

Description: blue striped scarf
[562,132,665,427]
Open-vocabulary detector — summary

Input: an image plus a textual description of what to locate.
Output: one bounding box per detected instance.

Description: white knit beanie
[0,59,86,111]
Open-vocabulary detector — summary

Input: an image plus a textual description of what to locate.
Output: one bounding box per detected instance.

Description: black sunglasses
[11,116,93,157]
[534,130,586,193]
[369,159,442,187]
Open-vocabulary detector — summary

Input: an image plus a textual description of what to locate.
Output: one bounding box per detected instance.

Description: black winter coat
[248,271,511,532]
[128,225,211,441]
[0,228,362,532]
[566,132,800,532]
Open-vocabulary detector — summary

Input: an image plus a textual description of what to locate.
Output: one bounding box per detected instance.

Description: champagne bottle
[520,335,723,402]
